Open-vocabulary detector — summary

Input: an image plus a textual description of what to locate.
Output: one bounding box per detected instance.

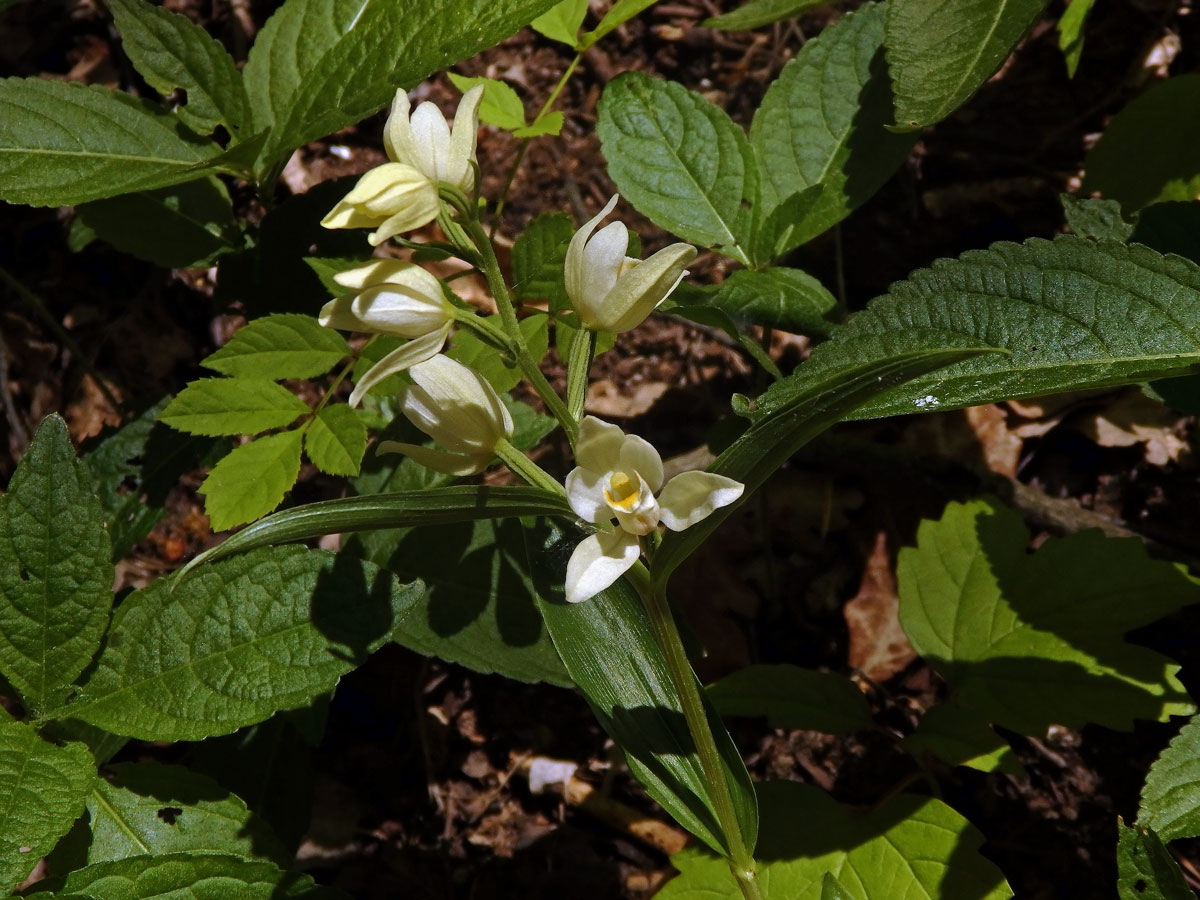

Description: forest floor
[4,1,1200,897]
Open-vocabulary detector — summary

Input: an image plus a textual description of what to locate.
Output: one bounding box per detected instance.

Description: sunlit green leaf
[447,73,528,130]
[1140,714,1200,842]
[704,0,828,31]
[305,405,367,476]
[1057,0,1095,77]
[1117,821,1193,900]
[531,0,588,47]
[198,430,306,531]
[203,314,350,381]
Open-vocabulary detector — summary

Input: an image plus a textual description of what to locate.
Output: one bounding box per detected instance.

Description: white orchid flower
[320,260,456,407]
[322,86,484,244]
[565,195,697,334]
[564,416,744,604]
[377,355,513,476]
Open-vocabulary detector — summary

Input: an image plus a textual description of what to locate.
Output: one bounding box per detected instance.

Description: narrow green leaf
[160,379,310,436]
[199,430,305,531]
[446,74,528,130]
[0,416,113,710]
[750,3,917,245]
[885,0,1048,130]
[704,0,828,31]
[0,78,220,207]
[598,72,757,264]
[657,781,1011,899]
[305,405,367,476]
[528,520,757,856]
[32,851,350,899]
[898,498,1198,735]
[448,314,549,394]
[580,0,656,47]
[1083,74,1200,212]
[202,314,350,380]
[74,177,239,269]
[531,0,588,46]
[707,664,871,733]
[1140,714,1200,841]
[1057,0,1095,77]
[61,546,420,741]
[807,236,1200,419]
[1117,821,1193,900]
[0,716,94,894]
[704,267,838,337]
[1061,193,1134,242]
[107,0,249,135]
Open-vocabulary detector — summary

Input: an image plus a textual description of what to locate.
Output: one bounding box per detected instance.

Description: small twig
[0,331,29,452]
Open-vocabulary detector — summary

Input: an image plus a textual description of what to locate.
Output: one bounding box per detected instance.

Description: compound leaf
[160,379,310,437]
[202,315,350,381]
[198,430,305,531]
[304,405,367,477]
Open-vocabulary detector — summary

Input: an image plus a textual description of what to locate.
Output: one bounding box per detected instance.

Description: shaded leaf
[1061,194,1134,242]
[704,0,829,31]
[1117,821,1193,900]
[198,430,305,531]
[707,664,871,733]
[902,702,1021,774]
[704,267,837,337]
[512,211,572,306]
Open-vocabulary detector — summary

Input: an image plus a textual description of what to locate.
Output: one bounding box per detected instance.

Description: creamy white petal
[618,433,664,494]
[564,529,641,604]
[409,101,451,182]
[382,89,413,162]
[346,327,449,407]
[446,84,483,190]
[375,441,488,475]
[575,415,625,473]
[573,220,628,324]
[602,242,696,333]
[369,201,439,245]
[565,466,610,524]
[401,355,513,452]
[565,194,619,310]
[612,489,660,536]
[657,471,745,532]
[333,258,420,290]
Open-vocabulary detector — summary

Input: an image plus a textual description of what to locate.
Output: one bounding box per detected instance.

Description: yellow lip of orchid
[563,416,744,604]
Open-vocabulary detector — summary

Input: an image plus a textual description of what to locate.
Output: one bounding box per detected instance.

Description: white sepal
[565,529,641,604]
[657,471,745,532]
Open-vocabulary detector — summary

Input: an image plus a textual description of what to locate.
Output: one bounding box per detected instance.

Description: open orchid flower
[321,86,484,245]
[564,416,744,604]
[376,355,513,476]
[320,260,456,407]
[565,195,697,333]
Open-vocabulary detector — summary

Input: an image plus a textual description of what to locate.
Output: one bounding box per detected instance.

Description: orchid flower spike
[565,195,697,333]
[319,260,456,407]
[564,416,744,604]
[376,355,513,476]
[321,85,484,245]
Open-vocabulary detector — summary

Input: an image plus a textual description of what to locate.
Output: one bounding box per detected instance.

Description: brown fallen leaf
[844,531,915,683]
[585,378,668,418]
[964,404,1023,478]
[1076,390,1189,466]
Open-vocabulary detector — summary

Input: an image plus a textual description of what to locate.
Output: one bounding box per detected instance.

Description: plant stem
[625,564,762,900]
[495,439,566,497]
[565,326,595,422]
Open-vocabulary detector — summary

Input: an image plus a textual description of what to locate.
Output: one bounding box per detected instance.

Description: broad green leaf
[528,521,757,856]
[513,111,564,138]
[805,236,1200,419]
[107,0,249,135]
[202,314,350,381]
[749,3,917,245]
[885,0,1048,130]
[1083,74,1200,212]
[62,546,420,741]
[160,379,310,436]
[1057,0,1095,77]
[598,73,757,264]
[448,314,549,394]
[750,184,825,263]
[898,498,1198,736]
[0,78,220,207]
[704,268,838,337]
[1117,821,1193,900]
[255,0,561,169]
[531,0,588,46]
[580,0,656,47]
[305,405,367,476]
[707,664,871,733]
[198,430,305,531]
[1139,714,1200,841]
[504,395,556,450]
[657,781,1011,899]
[0,416,112,710]
[32,851,349,899]
[1061,194,1134,242]
[446,74,528,130]
[704,0,828,31]
[74,177,239,268]
[902,702,1021,774]
[59,762,287,866]
[0,716,94,894]
[513,210,572,306]
[821,873,859,900]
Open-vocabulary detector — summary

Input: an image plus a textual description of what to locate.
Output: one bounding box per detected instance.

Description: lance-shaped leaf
[1140,714,1200,842]
[0,716,94,894]
[60,546,421,741]
[202,314,350,381]
[750,3,916,245]
[885,0,1048,130]
[0,78,220,207]
[107,0,249,136]
[527,520,757,857]
[805,236,1200,419]
[0,416,113,710]
[1117,821,1193,900]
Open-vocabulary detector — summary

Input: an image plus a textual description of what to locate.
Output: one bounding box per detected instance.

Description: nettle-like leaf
[61,546,421,742]
[885,0,1048,130]
[657,781,1011,899]
[0,416,113,710]
[1061,194,1134,242]
[202,314,350,380]
[805,236,1200,419]
[31,851,350,899]
[1139,714,1200,842]
[304,405,367,477]
[704,0,828,31]
[0,715,95,894]
[0,78,221,207]
[54,762,287,868]
[750,2,916,246]
[703,267,838,337]
[159,378,310,436]
[512,211,572,306]
[1083,74,1200,213]
[707,664,872,733]
[1117,821,1193,900]
[898,499,1198,738]
[107,0,250,136]
[598,72,758,264]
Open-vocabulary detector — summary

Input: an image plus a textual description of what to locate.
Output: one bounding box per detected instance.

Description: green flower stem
[495,439,566,497]
[565,326,595,422]
[624,563,762,900]
[452,307,513,351]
